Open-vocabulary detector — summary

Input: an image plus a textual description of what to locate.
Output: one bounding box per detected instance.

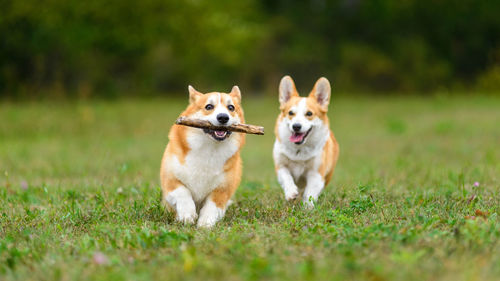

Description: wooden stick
[175,116,264,135]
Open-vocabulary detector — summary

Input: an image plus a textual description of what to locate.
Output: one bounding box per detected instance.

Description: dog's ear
[309,77,331,112]
[230,85,241,104]
[188,85,202,103]
[279,75,298,109]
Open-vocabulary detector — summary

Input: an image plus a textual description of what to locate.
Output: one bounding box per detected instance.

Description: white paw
[284,187,299,201]
[302,195,315,209]
[197,200,225,228]
[197,213,218,228]
[176,206,198,224]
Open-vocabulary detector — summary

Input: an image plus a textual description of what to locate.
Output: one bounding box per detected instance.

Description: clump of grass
[0,96,499,280]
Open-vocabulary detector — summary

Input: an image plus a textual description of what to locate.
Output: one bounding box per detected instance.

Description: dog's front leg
[197,187,233,228]
[277,167,299,201]
[302,171,325,208]
[164,184,197,224]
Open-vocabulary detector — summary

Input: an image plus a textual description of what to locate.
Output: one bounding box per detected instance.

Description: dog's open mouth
[289,127,312,145]
[203,128,232,141]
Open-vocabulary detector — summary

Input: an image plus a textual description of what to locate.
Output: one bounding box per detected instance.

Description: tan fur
[319,131,339,186]
[274,76,339,204]
[160,87,245,225]
[305,88,339,185]
[274,95,338,179]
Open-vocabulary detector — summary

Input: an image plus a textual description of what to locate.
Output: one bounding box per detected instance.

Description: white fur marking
[203,93,239,126]
[164,129,239,204]
[274,97,330,206]
[276,106,328,161]
[165,186,197,224]
[288,99,309,132]
[277,167,299,201]
[197,198,226,228]
[302,171,325,208]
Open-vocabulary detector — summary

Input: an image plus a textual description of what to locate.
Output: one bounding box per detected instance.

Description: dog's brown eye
[227,105,235,111]
[205,104,214,110]
[288,111,294,116]
[306,111,313,116]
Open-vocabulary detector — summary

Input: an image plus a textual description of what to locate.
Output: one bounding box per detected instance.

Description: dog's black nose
[292,123,302,132]
[217,113,230,124]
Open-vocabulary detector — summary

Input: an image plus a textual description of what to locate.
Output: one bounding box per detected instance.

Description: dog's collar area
[203,128,232,141]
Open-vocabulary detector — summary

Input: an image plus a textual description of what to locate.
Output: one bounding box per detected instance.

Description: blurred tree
[0,0,499,98]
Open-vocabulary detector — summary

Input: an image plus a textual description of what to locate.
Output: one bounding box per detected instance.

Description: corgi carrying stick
[273,76,339,208]
[161,86,249,228]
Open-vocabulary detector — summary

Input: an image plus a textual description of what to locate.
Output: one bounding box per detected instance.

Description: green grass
[1,95,500,281]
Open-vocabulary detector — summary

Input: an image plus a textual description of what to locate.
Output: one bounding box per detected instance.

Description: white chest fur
[285,159,307,183]
[273,121,330,186]
[166,129,239,203]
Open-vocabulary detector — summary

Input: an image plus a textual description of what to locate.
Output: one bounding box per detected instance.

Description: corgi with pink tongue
[161,85,245,228]
[273,76,339,208]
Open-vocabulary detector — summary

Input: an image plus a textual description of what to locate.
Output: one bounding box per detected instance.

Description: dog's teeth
[215,131,226,137]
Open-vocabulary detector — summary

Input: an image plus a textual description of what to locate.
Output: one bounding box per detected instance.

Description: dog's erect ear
[279,75,298,109]
[309,77,331,112]
[188,85,202,103]
[230,86,241,104]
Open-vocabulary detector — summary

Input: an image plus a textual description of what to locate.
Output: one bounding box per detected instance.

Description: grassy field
[1,95,500,280]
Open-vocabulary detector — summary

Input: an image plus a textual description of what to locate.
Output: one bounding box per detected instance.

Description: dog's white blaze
[288,99,310,132]
[202,93,239,126]
[165,128,239,203]
[197,198,226,228]
[207,94,219,107]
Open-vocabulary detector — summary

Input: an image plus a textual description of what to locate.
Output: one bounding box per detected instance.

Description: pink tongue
[290,133,305,143]
[215,130,226,137]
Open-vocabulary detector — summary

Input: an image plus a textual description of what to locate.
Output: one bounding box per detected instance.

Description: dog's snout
[292,123,302,132]
[217,113,230,124]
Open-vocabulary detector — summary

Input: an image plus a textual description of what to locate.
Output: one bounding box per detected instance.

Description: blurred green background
[2,2,500,280]
[2,0,500,98]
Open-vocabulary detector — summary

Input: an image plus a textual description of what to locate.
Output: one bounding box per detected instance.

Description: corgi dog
[160,85,245,228]
[273,76,339,208]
